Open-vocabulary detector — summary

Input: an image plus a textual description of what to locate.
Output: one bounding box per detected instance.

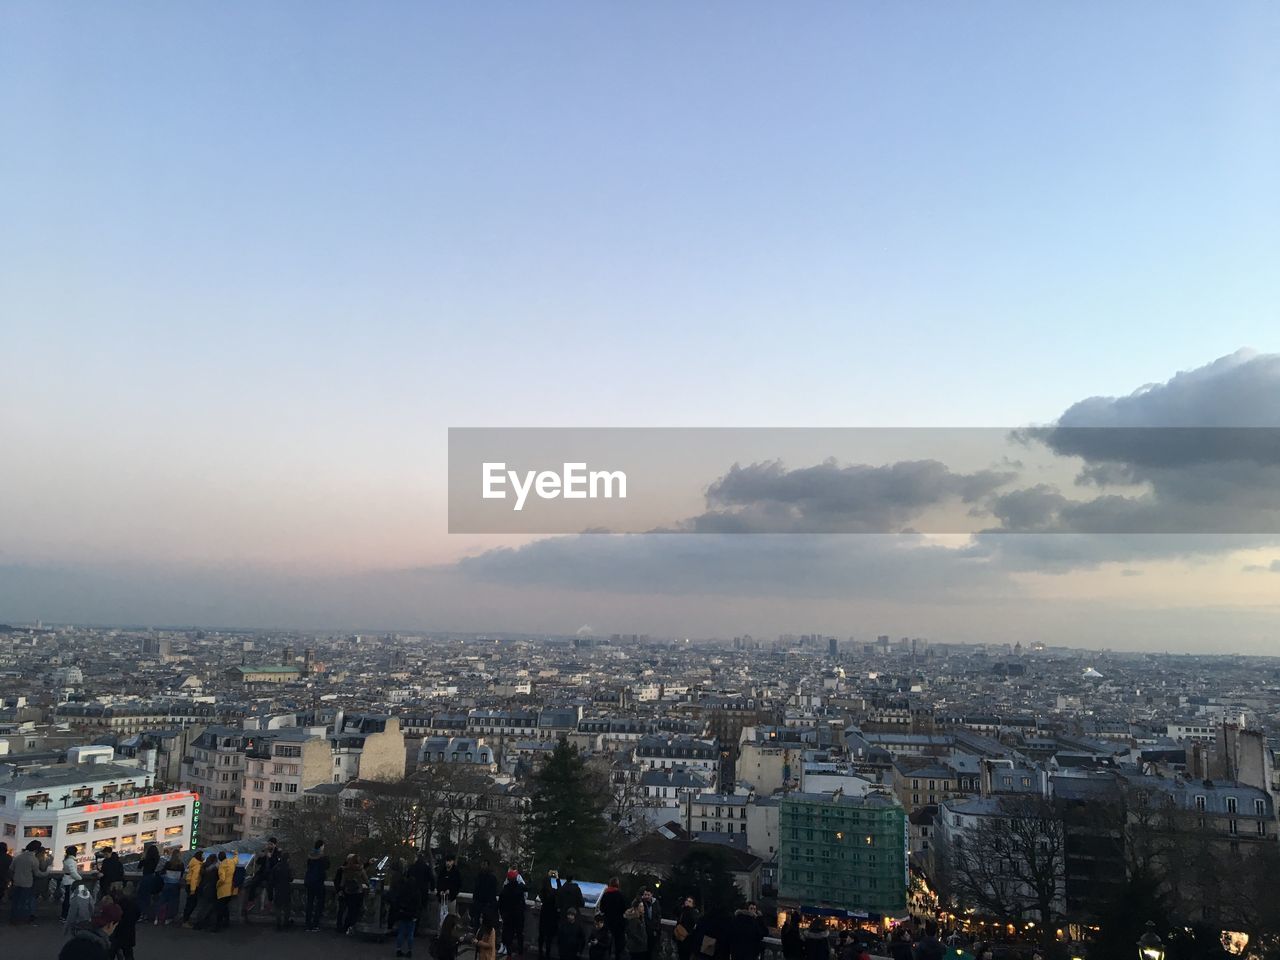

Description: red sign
[82,791,196,814]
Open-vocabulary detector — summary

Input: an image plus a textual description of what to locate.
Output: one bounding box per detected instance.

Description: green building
[778,790,907,915]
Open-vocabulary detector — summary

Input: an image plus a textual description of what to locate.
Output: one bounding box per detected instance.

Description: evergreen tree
[662,849,746,919]
[528,738,611,876]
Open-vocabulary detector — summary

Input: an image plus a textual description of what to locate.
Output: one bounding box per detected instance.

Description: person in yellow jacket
[215,851,237,931]
[181,851,205,924]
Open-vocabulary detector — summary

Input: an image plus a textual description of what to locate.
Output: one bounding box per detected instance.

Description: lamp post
[1137,922,1165,960]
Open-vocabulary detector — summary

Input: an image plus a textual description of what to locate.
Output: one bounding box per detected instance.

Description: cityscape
[4,3,1280,960]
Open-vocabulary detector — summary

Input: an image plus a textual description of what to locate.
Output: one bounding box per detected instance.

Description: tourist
[137,843,161,919]
[64,882,96,933]
[727,902,766,960]
[588,913,612,960]
[304,838,330,931]
[640,889,663,960]
[889,928,913,960]
[597,877,627,960]
[780,912,802,960]
[390,859,425,958]
[676,897,702,960]
[60,901,121,960]
[476,904,500,960]
[803,918,832,960]
[156,849,184,925]
[97,849,124,899]
[438,853,462,927]
[60,845,83,920]
[0,841,12,903]
[536,870,559,960]
[436,906,465,960]
[339,852,368,934]
[190,851,220,929]
[272,850,295,930]
[181,851,204,924]
[111,887,141,960]
[472,860,498,934]
[8,839,48,924]
[215,850,237,929]
[499,868,527,955]
[624,899,649,960]
[559,908,587,960]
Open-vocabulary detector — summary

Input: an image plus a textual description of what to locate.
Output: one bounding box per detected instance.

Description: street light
[1137,922,1165,960]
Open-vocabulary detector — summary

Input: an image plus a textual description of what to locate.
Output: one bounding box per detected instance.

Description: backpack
[343,874,363,895]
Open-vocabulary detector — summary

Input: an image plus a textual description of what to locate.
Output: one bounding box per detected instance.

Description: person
[111,887,141,960]
[436,907,465,960]
[61,846,83,920]
[339,852,367,934]
[639,889,663,960]
[9,839,48,924]
[304,838,330,931]
[181,851,204,924]
[215,850,237,930]
[190,851,220,929]
[438,853,462,908]
[272,850,294,930]
[676,897,702,960]
[915,925,945,960]
[472,861,498,934]
[559,908,587,960]
[597,878,627,960]
[889,928,914,960]
[65,882,96,933]
[558,875,584,920]
[476,904,500,960]
[137,843,160,920]
[390,861,424,958]
[781,912,803,960]
[61,901,121,960]
[499,868,527,956]
[690,911,720,960]
[588,914,612,960]
[407,851,435,898]
[536,870,559,960]
[98,849,124,899]
[0,841,11,903]
[243,838,277,917]
[727,902,766,960]
[803,917,832,960]
[624,901,649,960]
[156,850,184,925]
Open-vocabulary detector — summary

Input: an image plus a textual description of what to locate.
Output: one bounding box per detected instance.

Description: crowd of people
[3,836,972,960]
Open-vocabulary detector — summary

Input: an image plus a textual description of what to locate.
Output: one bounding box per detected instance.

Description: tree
[528,738,611,877]
[661,849,746,919]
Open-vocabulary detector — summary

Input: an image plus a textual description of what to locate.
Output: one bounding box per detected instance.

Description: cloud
[678,457,1015,534]
[1242,559,1280,574]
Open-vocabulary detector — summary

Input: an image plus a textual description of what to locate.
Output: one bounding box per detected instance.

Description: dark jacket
[890,941,914,960]
[111,896,141,949]
[727,910,766,960]
[559,919,587,960]
[304,850,330,888]
[589,926,612,960]
[390,877,423,923]
[473,869,499,911]
[559,880,585,917]
[916,936,945,960]
[803,931,832,960]
[100,854,125,886]
[437,914,463,960]
[65,926,113,960]
[781,922,803,960]
[272,858,294,901]
[598,886,627,929]
[407,856,435,892]
[439,863,462,899]
[499,878,527,919]
[677,908,702,954]
[625,909,649,955]
[538,878,559,932]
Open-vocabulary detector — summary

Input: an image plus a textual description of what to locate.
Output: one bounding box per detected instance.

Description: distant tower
[303,648,313,674]
[828,636,838,658]
[282,644,294,666]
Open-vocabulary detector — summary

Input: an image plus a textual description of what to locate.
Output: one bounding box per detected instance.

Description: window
[1257,821,1267,836]
[164,825,184,838]
[1195,795,1206,811]
[166,805,186,818]
[143,810,159,822]
[286,783,298,794]
[119,834,136,846]
[25,825,53,838]
[1255,799,1266,816]
[270,782,283,793]
[122,813,138,825]
[66,821,88,835]
[1227,797,1238,814]
[1229,820,1238,835]
[140,831,156,842]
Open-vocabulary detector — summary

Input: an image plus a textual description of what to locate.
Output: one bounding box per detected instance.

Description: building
[0,754,197,868]
[778,790,908,916]
[224,665,303,685]
[417,736,497,770]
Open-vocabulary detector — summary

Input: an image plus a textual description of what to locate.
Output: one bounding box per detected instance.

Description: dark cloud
[681,458,1015,534]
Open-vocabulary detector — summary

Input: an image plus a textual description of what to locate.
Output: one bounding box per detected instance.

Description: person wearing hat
[60,901,121,960]
[498,867,528,956]
[9,839,50,924]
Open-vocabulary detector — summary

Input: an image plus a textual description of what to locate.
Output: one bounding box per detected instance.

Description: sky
[2,3,1280,650]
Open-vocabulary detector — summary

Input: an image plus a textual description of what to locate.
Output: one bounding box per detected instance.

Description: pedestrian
[558,875,584,920]
[472,860,498,934]
[390,860,424,958]
[111,887,140,960]
[436,907,464,960]
[588,914,612,960]
[181,851,204,924]
[639,889,662,960]
[559,908,587,960]
[60,845,83,920]
[97,849,124,899]
[61,901,121,960]
[65,882,96,933]
[215,850,237,930]
[476,904,500,960]
[407,850,435,897]
[597,878,627,960]
[137,843,160,920]
[625,901,649,960]
[0,841,11,903]
[304,838,330,931]
[8,839,48,924]
[156,850,184,925]
[781,912,803,960]
[536,870,559,960]
[499,868,527,956]
[272,850,294,930]
[676,897,702,960]
[803,918,832,960]
[727,902,766,960]
[339,852,367,934]
[889,928,913,960]
[191,851,219,929]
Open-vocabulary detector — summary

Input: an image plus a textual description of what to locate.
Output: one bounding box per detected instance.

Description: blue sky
[2,3,1280,646]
